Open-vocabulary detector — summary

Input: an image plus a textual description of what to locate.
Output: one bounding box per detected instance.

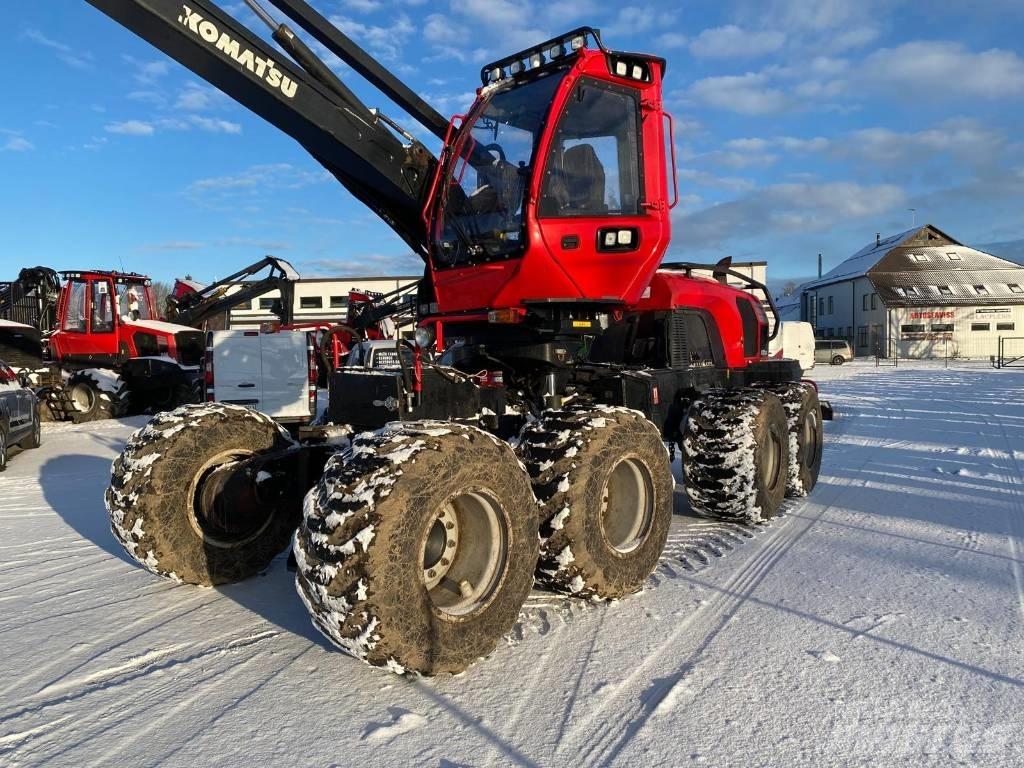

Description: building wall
[803,276,887,354]
[888,304,1024,360]
[225,276,419,329]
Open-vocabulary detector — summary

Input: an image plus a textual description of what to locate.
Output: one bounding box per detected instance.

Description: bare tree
[150,281,174,319]
[781,280,798,297]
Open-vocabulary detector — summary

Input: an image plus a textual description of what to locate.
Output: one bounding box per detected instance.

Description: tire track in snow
[975,404,1024,625]
[568,394,891,764]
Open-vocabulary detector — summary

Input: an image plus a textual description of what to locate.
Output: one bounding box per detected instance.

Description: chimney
[876,233,881,247]
[817,253,822,278]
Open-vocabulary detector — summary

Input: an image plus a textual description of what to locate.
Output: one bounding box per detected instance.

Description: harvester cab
[426,29,674,314]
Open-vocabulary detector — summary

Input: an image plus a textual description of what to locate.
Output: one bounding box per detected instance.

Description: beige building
[226,275,419,329]
[801,225,1024,359]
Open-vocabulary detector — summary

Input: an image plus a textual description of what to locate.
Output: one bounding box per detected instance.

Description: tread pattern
[682,389,771,523]
[105,402,294,582]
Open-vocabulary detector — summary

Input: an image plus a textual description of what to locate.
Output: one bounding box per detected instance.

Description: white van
[205,329,315,424]
[768,321,816,373]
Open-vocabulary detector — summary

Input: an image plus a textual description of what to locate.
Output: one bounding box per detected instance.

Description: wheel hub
[188,450,275,548]
[421,491,507,617]
[71,383,95,413]
[600,456,655,554]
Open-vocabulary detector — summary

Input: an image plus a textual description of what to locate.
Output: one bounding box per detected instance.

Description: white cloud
[105,120,155,136]
[187,164,331,196]
[655,32,689,50]
[187,116,243,134]
[122,55,170,84]
[2,136,34,152]
[690,25,785,58]
[343,0,381,12]
[174,82,226,111]
[329,14,415,62]
[688,72,789,115]
[22,28,93,69]
[862,41,1024,99]
[676,181,906,248]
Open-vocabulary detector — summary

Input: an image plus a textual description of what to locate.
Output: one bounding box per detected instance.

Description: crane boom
[83,0,436,256]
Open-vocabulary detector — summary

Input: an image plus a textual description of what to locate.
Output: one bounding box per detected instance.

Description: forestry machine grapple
[0,267,205,421]
[89,0,826,674]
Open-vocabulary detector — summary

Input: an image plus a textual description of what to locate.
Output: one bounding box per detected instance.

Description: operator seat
[548,144,607,215]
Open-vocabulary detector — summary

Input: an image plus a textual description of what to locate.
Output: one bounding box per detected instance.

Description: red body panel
[634,271,767,370]
[428,47,672,314]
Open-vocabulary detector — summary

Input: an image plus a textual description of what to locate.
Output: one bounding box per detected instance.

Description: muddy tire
[295,422,538,675]
[67,370,129,423]
[105,403,300,586]
[518,407,673,599]
[682,389,789,523]
[0,427,7,472]
[753,382,823,496]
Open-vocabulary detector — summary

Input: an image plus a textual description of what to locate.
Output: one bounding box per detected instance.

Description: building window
[946,252,961,261]
[258,298,276,310]
[329,295,348,309]
[971,323,990,331]
[937,285,953,296]
[847,326,853,338]
[818,298,825,316]
[904,286,919,297]
[862,294,869,310]
[825,328,833,337]
[910,253,928,262]
[901,324,926,333]
[931,323,954,332]
[870,293,877,310]
[1008,283,1023,294]
[997,322,1016,331]
[857,326,869,346]
[300,297,323,309]
[974,285,989,296]
[827,296,834,314]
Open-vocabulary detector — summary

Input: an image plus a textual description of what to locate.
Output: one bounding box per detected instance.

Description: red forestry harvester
[0,267,204,420]
[88,0,826,674]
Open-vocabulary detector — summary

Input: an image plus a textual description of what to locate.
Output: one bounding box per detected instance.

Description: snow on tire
[105,403,300,586]
[67,369,129,423]
[682,389,789,523]
[518,406,674,600]
[294,422,539,675]
[753,381,823,497]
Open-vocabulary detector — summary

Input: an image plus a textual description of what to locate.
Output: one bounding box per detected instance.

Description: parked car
[768,321,816,373]
[814,340,853,365]
[0,359,41,469]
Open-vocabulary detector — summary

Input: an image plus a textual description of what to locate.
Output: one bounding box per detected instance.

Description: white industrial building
[800,225,1024,359]
[225,275,418,329]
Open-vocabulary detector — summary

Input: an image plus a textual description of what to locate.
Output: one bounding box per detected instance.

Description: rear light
[204,332,214,402]
[487,307,526,324]
[652,385,660,405]
[307,334,317,417]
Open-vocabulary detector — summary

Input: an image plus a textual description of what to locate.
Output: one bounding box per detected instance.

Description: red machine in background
[0,267,203,420]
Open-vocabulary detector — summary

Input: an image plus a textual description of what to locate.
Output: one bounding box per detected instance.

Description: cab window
[539,79,643,217]
[92,281,114,333]
[62,280,87,332]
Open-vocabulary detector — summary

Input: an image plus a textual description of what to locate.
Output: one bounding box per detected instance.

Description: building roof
[869,245,1024,306]
[803,225,964,290]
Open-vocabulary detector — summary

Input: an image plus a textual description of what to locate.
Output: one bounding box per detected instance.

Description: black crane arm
[168,255,300,327]
[83,0,437,256]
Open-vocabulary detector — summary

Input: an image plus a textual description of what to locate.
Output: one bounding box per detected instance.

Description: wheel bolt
[427,569,436,578]
[445,522,455,529]
[440,558,450,566]
[446,540,456,548]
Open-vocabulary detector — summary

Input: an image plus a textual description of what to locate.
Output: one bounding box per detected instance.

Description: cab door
[534,76,670,303]
[51,277,120,365]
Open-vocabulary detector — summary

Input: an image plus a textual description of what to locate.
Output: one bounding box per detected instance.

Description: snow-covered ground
[2,361,1022,766]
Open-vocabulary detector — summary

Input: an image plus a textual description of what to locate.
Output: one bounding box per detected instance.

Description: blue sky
[3,0,1024,288]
